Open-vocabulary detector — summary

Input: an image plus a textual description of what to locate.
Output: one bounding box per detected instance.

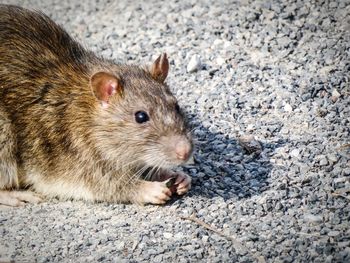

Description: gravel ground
[1,0,349,262]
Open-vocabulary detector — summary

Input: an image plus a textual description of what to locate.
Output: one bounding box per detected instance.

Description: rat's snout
[168,135,193,163]
[158,134,193,166]
[175,140,192,161]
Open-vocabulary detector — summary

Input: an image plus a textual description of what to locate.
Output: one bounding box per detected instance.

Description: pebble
[284,103,293,112]
[304,214,323,224]
[216,57,226,66]
[331,89,341,102]
[238,135,262,154]
[114,241,125,250]
[327,154,338,163]
[290,149,299,158]
[187,54,201,73]
[319,157,329,166]
[174,232,184,239]
[163,232,173,239]
[202,235,209,243]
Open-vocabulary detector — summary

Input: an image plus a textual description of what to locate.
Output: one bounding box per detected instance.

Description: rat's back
[0,4,88,68]
[0,5,91,102]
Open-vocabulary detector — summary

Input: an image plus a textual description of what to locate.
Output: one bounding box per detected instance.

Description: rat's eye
[175,103,180,113]
[135,111,149,123]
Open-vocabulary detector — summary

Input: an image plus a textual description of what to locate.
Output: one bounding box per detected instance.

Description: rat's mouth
[141,150,193,170]
[143,158,178,170]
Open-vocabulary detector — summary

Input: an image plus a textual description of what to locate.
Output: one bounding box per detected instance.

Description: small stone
[187,55,201,73]
[329,2,338,8]
[328,154,338,163]
[328,230,340,237]
[163,232,173,239]
[213,39,223,46]
[304,214,323,224]
[277,36,291,48]
[343,168,350,176]
[331,89,341,102]
[202,235,209,242]
[290,149,299,158]
[319,157,328,166]
[115,241,125,250]
[223,41,231,49]
[252,100,260,108]
[246,124,254,131]
[174,232,184,239]
[334,177,348,184]
[238,135,262,155]
[153,255,163,263]
[284,103,293,112]
[216,57,226,66]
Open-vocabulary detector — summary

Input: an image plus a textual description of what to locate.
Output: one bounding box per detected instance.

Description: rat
[0,5,193,207]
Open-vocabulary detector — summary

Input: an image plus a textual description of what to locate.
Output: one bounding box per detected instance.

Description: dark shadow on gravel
[174,120,287,202]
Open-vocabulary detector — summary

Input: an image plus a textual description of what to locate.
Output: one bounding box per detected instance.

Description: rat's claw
[154,169,192,196]
[173,171,191,195]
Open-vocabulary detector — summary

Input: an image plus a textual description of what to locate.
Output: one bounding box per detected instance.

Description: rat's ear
[90,72,123,106]
[150,53,169,83]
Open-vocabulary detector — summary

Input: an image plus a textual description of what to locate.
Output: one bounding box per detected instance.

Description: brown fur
[0,5,193,205]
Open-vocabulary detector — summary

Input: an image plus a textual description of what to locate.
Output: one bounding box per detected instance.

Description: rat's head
[90,54,193,169]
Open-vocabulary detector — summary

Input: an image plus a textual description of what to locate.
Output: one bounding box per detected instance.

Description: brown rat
[0,5,193,206]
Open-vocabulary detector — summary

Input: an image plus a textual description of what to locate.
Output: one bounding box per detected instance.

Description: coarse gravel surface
[0,0,349,262]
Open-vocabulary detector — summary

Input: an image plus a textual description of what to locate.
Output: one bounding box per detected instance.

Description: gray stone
[284,103,293,112]
[290,149,300,158]
[187,54,201,73]
[319,157,329,166]
[304,214,323,224]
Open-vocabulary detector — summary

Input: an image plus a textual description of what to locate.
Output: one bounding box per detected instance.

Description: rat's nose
[175,140,192,161]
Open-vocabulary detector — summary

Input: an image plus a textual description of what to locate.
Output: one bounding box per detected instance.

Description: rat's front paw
[158,170,191,196]
[173,171,191,195]
[138,181,172,205]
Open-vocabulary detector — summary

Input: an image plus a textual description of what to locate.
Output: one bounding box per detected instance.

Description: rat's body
[0,5,193,206]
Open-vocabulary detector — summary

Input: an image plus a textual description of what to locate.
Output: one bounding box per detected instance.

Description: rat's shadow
[175,117,285,202]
